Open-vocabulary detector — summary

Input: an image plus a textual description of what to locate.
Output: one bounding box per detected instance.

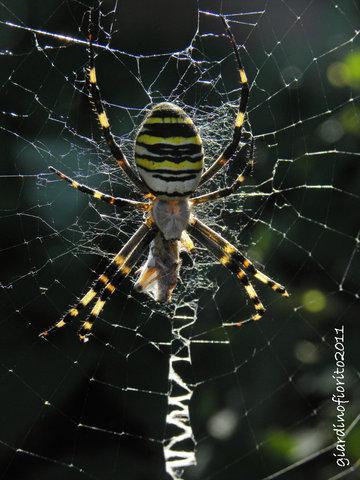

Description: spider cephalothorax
[41,16,289,343]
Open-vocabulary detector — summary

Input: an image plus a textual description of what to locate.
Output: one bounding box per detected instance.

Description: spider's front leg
[187,216,289,323]
[40,220,157,339]
[188,218,265,322]
[189,217,289,296]
[78,221,157,342]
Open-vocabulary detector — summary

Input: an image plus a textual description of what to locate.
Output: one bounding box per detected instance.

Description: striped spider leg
[40,220,157,339]
[199,15,250,187]
[87,30,149,194]
[188,217,289,322]
[191,138,254,206]
[48,166,149,210]
[188,220,265,322]
[78,221,157,342]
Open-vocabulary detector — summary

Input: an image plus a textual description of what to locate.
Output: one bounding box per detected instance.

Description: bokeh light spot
[327,62,348,87]
[342,51,360,89]
[294,340,319,364]
[207,408,238,440]
[302,289,326,313]
[340,106,360,136]
[266,430,295,459]
[327,51,360,89]
[319,118,344,143]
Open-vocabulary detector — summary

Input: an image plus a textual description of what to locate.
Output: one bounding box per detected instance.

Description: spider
[41,16,289,343]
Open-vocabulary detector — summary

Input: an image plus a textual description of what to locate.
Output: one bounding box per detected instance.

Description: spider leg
[188,216,289,297]
[191,139,254,206]
[87,32,149,194]
[49,166,148,210]
[40,220,156,338]
[188,220,265,322]
[199,15,249,186]
[78,224,157,342]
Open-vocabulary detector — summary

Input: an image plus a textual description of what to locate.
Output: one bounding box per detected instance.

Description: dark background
[0,1,359,479]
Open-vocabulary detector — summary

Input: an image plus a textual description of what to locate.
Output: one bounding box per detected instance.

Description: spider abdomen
[135,103,204,197]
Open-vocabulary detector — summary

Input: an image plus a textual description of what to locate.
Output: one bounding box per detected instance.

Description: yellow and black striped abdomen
[135,103,204,197]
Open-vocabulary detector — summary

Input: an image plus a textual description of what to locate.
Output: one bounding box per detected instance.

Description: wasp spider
[41,16,289,343]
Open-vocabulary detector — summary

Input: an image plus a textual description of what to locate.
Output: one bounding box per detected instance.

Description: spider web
[0,0,359,479]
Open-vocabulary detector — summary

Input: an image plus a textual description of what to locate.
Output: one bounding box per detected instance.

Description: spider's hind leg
[86,27,148,194]
[199,15,250,187]
[191,138,254,206]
